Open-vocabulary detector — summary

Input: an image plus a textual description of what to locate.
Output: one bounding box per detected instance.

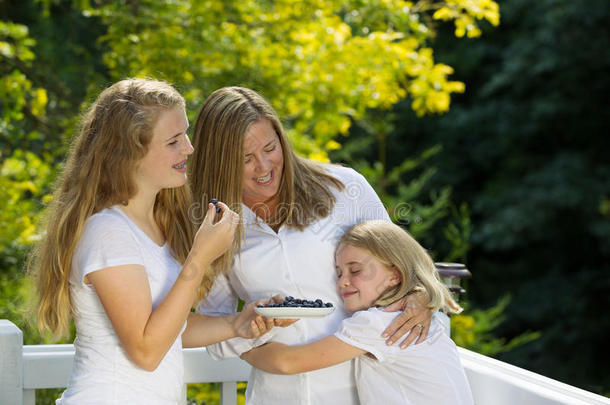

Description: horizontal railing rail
[2,319,609,405]
[459,348,610,405]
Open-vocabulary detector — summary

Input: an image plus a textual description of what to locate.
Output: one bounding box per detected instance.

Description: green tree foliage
[78,0,498,157]
[386,0,610,394]
[0,20,48,155]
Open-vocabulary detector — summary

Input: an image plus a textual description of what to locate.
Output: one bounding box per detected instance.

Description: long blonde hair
[338,220,462,313]
[189,86,344,297]
[28,78,194,339]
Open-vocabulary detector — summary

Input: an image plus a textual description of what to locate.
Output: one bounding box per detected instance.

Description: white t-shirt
[335,309,474,405]
[57,206,185,405]
[198,164,390,405]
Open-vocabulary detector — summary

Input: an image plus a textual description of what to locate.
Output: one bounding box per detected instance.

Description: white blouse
[198,164,390,405]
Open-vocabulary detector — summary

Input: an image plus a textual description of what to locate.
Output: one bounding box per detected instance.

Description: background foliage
[1,0,608,402]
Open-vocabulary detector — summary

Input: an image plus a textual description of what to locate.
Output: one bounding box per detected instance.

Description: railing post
[0,319,24,405]
[219,382,237,405]
[435,263,472,335]
[435,262,472,302]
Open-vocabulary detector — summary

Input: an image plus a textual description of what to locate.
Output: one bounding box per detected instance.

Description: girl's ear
[388,266,402,287]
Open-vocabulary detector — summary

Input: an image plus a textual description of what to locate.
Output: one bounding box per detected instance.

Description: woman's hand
[229,300,275,339]
[382,290,432,348]
[267,294,299,328]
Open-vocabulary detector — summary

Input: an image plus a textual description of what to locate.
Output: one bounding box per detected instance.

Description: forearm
[241,342,295,374]
[135,255,211,368]
[241,336,365,375]
[182,312,240,348]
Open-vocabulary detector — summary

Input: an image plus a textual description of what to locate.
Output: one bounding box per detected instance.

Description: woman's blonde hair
[189,86,344,297]
[28,78,194,339]
[338,220,462,313]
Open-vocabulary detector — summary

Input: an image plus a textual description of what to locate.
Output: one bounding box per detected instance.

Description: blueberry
[262,297,333,309]
[209,199,221,213]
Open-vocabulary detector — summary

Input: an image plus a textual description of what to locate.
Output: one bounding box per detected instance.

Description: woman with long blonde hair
[189,87,434,404]
[29,78,274,404]
[242,220,473,405]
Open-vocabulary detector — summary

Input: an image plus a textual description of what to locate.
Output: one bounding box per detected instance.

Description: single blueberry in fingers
[209,199,221,213]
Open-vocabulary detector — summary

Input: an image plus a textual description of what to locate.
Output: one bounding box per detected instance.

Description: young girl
[28,78,275,404]
[241,220,474,405]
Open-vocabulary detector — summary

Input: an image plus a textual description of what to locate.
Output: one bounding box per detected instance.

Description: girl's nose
[183,135,194,155]
[338,273,350,287]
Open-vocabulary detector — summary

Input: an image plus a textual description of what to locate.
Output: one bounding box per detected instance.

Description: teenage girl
[29,78,276,404]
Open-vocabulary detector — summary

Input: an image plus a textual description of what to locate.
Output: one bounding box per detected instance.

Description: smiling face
[335,244,401,313]
[241,119,284,208]
[135,106,193,193]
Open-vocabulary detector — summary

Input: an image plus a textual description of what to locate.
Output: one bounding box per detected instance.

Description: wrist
[225,313,240,338]
[179,254,210,285]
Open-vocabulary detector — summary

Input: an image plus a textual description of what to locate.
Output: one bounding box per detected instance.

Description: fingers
[396,322,420,349]
[214,202,237,225]
[264,315,275,330]
[202,202,217,225]
[249,320,260,338]
[271,294,285,304]
[247,315,270,338]
[383,311,413,345]
[203,200,238,227]
[382,302,433,348]
[255,315,266,334]
[390,311,432,348]
[416,321,430,344]
[381,299,411,338]
[274,318,298,327]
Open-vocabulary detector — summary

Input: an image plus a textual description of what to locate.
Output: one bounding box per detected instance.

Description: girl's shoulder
[341,308,396,334]
[83,206,133,236]
[344,308,448,342]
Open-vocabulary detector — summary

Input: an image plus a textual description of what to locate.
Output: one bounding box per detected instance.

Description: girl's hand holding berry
[191,201,239,266]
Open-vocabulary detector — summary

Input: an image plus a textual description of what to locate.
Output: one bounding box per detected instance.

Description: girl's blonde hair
[28,78,194,339]
[189,86,344,297]
[338,220,462,313]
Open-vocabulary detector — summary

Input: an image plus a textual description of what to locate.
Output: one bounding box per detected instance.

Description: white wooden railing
[0,319,250,405]
[2,319,609,405]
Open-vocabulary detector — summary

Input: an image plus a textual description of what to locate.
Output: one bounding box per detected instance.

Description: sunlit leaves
[0,21,48,157]
[451,296,540,357]
[433,0,500,38]
[77,0,498,157]
[0,22,36,61]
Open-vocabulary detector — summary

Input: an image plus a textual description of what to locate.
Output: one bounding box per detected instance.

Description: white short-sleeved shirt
[198,164,390,405]
[335,309,474,405]
[57,206,185,405]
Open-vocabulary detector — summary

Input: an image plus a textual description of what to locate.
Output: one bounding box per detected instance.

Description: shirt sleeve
[352,169,391,222]
[73,213,145,284]
[330,165,390,223]
[197,274,278,359]
[334,310,390,362]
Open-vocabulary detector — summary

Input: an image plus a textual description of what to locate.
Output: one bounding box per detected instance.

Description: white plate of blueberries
[255,296,335,319]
